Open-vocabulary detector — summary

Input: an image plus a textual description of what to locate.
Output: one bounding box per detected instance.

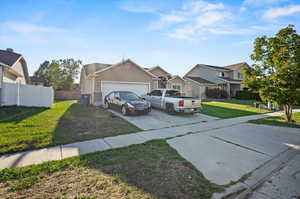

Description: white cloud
[263,5,300,19]
[4,22,63,34]
[240,7,247,12]
[160,13,186,23]
[150,0,232,40]
[196,11,229,26]
[183,1,224,13]
[243,0,287,6]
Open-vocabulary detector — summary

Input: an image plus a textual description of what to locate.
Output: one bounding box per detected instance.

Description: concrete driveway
[110,109,218,130]
[167,123,300,185]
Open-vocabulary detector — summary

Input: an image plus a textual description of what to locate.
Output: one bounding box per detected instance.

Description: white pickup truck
[142,89,202,114]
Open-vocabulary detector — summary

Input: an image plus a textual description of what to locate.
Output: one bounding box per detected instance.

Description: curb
[212,141,300,199]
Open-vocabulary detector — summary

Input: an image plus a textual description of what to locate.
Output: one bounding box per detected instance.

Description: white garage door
[101,81,150,103]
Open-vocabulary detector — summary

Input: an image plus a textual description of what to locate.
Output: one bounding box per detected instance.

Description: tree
[34,58,81,90]
[243,25,300,122]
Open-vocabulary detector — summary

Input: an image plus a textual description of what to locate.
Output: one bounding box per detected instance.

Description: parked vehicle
[142,89,202,114]
[104,91,151,115]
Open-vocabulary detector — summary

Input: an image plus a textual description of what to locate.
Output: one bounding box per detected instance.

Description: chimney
[6,48,14,52]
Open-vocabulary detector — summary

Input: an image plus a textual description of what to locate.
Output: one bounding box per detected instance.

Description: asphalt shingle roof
[196,64,232,71]
[186,76,215,84]
[0,49,22,66]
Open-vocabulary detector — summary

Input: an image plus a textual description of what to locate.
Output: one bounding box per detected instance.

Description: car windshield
[165,90,181,97]
[119,92,140,100]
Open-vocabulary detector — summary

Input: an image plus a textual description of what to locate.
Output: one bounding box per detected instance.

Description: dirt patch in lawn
[0,140,223,199]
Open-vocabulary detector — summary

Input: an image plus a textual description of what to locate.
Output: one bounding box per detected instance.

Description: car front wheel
[121,106,128,116]
[104,101,109,109]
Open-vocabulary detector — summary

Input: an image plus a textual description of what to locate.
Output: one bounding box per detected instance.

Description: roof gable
[0,49,22,67]
[147,66,170,77]
[83,63,111,76]
[224,62,249,70]
[93,59,156,79]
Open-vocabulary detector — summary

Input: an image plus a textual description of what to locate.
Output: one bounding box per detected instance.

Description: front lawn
[202,99,270,118]
[0,140,223,199]
[249,112,300,128]
[0,101,140,155]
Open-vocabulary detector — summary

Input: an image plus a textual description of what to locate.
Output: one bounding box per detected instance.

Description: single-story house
[80,59,160,106]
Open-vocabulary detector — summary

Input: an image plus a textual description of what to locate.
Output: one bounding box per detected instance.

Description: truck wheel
[166,103,175,114]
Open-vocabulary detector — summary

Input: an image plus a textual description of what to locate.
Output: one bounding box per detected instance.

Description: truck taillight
[179,100,184,107]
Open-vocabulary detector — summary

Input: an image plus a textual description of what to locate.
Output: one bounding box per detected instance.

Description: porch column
[226,82,230,99]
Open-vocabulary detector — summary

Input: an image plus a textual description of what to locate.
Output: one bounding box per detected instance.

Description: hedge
[235,90,261,101]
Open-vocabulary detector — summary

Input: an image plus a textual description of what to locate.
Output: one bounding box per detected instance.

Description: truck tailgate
[183,99,202,108]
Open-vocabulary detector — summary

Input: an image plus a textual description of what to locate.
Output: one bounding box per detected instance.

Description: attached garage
[101,81,150,103]
[86,59,157,106]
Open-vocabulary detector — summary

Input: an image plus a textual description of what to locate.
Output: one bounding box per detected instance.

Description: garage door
[101,81,150,103]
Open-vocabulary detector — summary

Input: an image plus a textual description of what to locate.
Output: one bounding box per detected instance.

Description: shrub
[205,88,228,99]
[235,90,261,101]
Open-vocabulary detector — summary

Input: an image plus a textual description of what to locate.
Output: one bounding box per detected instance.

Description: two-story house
[183,62,249,98]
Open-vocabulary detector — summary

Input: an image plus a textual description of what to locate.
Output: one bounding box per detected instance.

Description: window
[165,90,181,97]
[172,84,181,91]
[150,90,162,96]
[238,72,243,79]
[114,92,120,99]
[120,92,139,100]
[219,72,225,77]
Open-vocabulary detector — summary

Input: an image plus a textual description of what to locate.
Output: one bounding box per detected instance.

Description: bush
[236,90,261,101]
[205,88,228,99]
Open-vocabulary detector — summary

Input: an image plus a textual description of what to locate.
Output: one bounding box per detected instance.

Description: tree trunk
[284,104,293,122]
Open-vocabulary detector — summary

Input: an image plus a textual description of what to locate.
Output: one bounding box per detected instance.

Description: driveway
[167,123,300,185]
[110,109,218,130]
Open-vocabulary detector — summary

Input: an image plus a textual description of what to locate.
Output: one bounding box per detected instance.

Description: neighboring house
[0,48,29,85]
[30,76,46,86]
[0,48,30,105]
[0,48,53,108]
[145,66,187,93]
[184,62,249,98]
[80,59,159,106]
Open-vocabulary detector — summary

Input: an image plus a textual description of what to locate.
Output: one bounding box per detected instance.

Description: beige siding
[92,61,154,105]
[11,61,26,84]
[167,77,185,92]
[94,61,153,93]
[149,67,169,77]
[2,60,27,84]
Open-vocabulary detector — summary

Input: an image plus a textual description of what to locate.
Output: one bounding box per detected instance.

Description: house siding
[92,61,154,105]
[186,66,225,84]
[149,67,168,77]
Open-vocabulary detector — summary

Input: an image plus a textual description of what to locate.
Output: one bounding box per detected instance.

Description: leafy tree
[243,25,300,122]
[33,58,81,90]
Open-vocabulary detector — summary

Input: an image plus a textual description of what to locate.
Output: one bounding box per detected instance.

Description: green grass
[0,101,140,155]
[202,99,270,118]
[249,112,300,128]
[0,140,223,199]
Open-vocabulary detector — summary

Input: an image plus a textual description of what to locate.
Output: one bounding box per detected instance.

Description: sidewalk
[0,111,288,170]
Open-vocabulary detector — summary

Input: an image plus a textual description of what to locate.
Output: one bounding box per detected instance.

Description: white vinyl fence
[1,82,54,108]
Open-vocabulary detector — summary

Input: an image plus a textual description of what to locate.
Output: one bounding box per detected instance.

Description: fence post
[17,81,20,106]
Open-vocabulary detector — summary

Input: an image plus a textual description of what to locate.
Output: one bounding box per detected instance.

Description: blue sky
[1,0,300,77]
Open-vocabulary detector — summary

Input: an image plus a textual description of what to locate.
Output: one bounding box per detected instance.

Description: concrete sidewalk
[0,111,289,170]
